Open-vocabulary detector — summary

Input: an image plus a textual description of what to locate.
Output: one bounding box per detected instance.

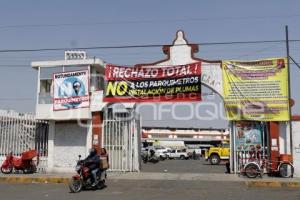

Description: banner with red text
[104,62,201,102]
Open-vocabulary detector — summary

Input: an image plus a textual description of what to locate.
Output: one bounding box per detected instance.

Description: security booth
[31,51,107,173]
[32,51,141,173]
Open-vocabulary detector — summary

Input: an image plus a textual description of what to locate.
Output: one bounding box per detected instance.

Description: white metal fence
[0,110,48,172]
[103,108,141,172]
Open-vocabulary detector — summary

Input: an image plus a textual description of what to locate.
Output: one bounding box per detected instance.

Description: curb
[1,176,300,188]
[0,177,70,184]
[245,181,300,188]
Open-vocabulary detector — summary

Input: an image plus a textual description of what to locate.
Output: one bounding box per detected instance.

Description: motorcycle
[69,155,107,193]
[142,154,159,164]
[1,150,39,174]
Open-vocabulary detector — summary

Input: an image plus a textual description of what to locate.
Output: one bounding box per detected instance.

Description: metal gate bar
[102,108,141,172]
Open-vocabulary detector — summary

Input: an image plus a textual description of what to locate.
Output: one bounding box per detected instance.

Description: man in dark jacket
[84,148,100,186]
[192,150,196,160]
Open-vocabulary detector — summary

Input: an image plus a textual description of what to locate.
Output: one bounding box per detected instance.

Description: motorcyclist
[84,148,100,187]
[149,149,155,159]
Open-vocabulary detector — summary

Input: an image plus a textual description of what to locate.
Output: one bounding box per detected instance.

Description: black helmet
[89,148,97,156]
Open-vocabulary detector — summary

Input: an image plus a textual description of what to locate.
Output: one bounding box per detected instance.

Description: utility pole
[285,25,293,157]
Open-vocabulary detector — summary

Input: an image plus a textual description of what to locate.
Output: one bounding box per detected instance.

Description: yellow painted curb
[0,177,70,184]
[246,181,300,188]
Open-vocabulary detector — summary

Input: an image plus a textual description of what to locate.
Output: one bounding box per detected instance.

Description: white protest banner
[53,70,89,110]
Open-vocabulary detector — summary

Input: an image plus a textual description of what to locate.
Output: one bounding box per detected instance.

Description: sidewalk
[0,172,300,188]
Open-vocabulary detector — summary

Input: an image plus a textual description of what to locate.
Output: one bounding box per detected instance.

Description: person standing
[192,150,196,160]
[225,159,230,174]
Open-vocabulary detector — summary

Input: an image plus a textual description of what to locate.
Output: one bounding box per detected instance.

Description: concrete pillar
[269,122,280,171]
[286,123,291,154]
[229,121,235,173]
[86,119,93,156]
[92,112,103,154]
[47,120,55,172]
[279,122,288,154]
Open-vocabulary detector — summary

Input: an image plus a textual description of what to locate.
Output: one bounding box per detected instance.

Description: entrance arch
[132,30,230,173]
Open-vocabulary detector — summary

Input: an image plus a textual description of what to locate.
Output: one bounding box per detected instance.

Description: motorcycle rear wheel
[96,180,106,189]
[69,178,83,193]
[1,166,13,174]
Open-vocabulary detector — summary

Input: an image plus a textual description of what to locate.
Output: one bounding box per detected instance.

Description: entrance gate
[102,108,141,171]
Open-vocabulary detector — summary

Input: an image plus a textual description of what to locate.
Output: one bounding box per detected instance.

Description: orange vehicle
[1,149,39,174]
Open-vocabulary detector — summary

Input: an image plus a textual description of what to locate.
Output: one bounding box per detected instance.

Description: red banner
[103,62,202,102]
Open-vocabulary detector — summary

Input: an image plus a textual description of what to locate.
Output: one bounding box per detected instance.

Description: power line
[1,62,300,69]
[0,39,300,54]
[232,43,282,59]
[0,46,287,59]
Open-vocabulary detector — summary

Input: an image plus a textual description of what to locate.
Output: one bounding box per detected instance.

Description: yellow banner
[222,58,290,121]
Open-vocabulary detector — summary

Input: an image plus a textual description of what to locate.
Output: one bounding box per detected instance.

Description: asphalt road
[0,180,299,200]
[141,158,227,173]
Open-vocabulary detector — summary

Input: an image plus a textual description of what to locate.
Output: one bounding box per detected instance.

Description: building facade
[32,53,107,172]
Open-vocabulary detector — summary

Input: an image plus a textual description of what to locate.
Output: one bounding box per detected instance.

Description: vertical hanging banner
[53,70,89,110]
[104,62,201,102]
[222,58,289,121]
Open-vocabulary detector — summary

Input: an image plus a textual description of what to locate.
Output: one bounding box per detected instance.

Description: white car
[154,146,171,160]
[141,147,168,160]
[166,149,189,160]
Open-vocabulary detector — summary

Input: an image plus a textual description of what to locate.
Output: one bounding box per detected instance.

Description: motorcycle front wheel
[1,166,13,174]
[69,178,83,193]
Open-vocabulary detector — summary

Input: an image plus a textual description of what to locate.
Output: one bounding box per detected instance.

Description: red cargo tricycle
[1,149,39,174]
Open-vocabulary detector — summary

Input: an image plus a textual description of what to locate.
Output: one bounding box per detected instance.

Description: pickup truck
[166,149,189,160]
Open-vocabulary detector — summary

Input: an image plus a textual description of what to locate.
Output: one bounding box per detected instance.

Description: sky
[0,0,299,128]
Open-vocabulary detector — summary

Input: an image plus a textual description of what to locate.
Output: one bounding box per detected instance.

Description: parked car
[166,149,189,160]
[154,146,170,160]
[141,146,168,160]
